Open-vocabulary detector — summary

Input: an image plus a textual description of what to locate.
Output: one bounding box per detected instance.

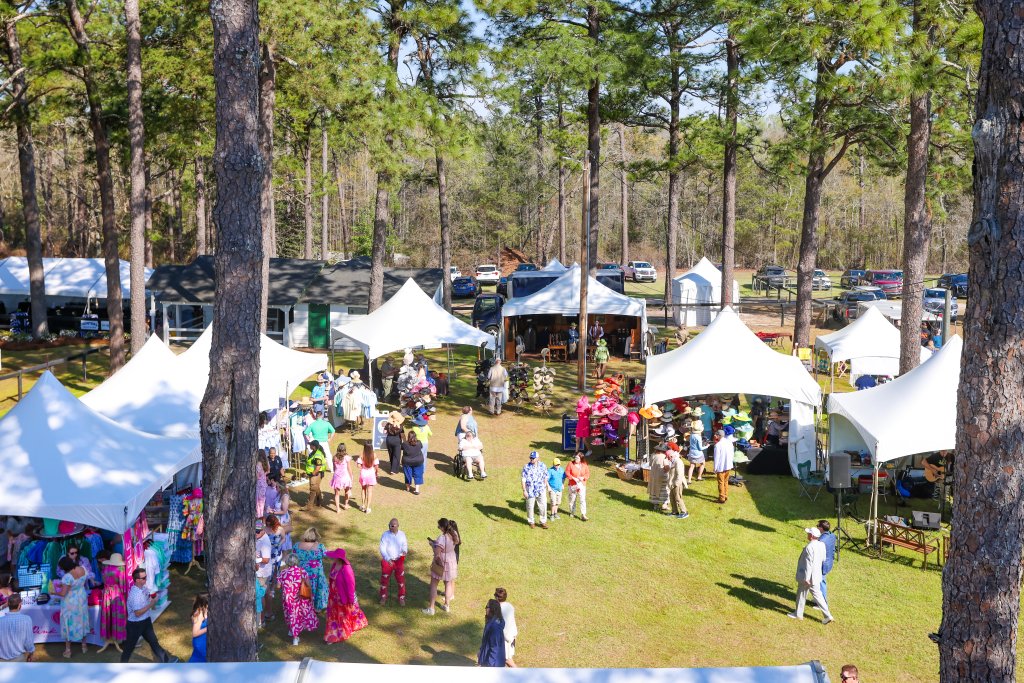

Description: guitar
[923,459,946,483]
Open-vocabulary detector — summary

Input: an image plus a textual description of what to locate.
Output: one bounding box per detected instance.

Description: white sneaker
[786,612,802,620]
[822,617,834,625]
[292,636,300,645]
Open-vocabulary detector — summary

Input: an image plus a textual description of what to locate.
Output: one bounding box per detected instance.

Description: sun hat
[350,371,361,380]
[597,338,608,347]
[691,419,703,432]
[414,416,428,427]
[325,548,347,560]
[733,411,752,423]
[723,425,736,437]
[298,397,314,409]
[805,527,821,538]
[101,553,125,567]
[388,411,405,426]
[627,411,641,425]
[611,404,629,417]
[689,407,704,418]
[648,404,663,419]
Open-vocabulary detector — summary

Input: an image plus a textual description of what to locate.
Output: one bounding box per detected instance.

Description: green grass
[16,342,970,680]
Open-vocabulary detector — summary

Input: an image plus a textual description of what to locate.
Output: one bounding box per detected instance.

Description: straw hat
[387,411,405,427]
[102,553,125,567]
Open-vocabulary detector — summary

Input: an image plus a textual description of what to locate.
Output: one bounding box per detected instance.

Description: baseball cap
[804,527,821,538]
[255,519,265,532]
[552,458,561,466]
[529,451,538,459]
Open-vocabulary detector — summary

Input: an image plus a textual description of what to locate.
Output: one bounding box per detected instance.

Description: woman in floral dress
[278,553,319,645]
[293,527,329,611]
[323,548,367,643]
[256,454,270,519]
[55,556,90,657]
[98,553,127,653]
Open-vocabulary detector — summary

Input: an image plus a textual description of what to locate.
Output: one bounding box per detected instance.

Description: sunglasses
[135,575,147,581]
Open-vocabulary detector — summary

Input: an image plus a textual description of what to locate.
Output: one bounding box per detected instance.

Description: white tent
[0,257,150,301]
[541,258,569,272]
[814,305,931,388]
[671,257,740,327]
[501,265,648,333]
[0,372,200,533]
[828,335,961,463]
[645,307,822,475]
[857,298,940,324]
[0,257,62,295]
[333,278,496,360]
[81,335,203,437]
[180,327,328,411]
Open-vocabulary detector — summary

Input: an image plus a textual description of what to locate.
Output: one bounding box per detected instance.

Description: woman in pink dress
[323,548,367,643]
[357,443,379,514]
[422,518,460,615]
[256,453,269,519]
[575,396,592,450]
[331,444,353,513]
[279,553,319,645]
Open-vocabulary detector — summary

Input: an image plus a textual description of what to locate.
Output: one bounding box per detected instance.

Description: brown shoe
[529,523,535,529]
[539,523,549,529]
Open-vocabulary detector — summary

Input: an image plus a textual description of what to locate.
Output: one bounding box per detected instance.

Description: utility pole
[578,152,591,391]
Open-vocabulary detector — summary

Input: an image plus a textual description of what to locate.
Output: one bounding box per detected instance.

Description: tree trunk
[436,150,453,312]
[320,118,329,258]
[665,60,681,306]
[534,92,545,262]
[144,166,154,267]
[370,174,389,311]
[721,30,738,309]
[258,41,276,332]
[333,154,349,259]
[172,172,183,257]
[195,156,208,256]
[205,0,262,662]
[4,17,48,339]
[586,3,600,271]
[794,150,824,347]
[940,2,1024,679]
[557,96,566,264]
[617,123,628,265]
[303,127,314,260]
[64,0,125,373]
[125,0,146,352]
[899,89,932,374]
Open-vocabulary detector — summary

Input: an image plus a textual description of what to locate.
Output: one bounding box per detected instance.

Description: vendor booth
[0,372,200,643]
[671,257,740,327]
[644,307,821,475]
[814,306,932,391]
[500,265,648,360]
[827,335,961,529]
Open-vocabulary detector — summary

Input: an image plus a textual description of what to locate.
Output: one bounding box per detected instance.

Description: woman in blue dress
[189,593,208,662]
[477,599,506,667]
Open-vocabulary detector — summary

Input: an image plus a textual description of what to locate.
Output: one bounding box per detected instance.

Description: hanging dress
[100,564,127,641]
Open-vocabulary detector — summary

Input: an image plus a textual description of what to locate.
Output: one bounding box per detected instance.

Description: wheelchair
[453,451,468,480]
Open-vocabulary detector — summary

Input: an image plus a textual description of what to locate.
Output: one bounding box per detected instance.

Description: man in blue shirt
[547,459,565,520]
[310,374,328,411]
[817,519,837,602]
[521,452,548,529]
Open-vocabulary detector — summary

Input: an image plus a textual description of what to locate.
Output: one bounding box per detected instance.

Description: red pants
[380,556,406,600]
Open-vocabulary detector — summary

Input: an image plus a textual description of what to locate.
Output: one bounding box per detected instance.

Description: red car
[864,270,903,298]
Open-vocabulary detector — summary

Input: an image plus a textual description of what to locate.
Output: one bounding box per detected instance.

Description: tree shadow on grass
[473,501,523,524]
[717,573,793,614]
[730,517,776,533]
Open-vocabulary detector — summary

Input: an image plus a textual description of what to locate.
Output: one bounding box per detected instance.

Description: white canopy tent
[828,335,961,464]
[645,307,822,476]
[501,265,648,333]
[81,335,203,437]
[671,257,740,327]
[333,278,496,360]
[814,306,931,389]
[541,258,569,272]
[0,372,201,533]
[0,257,150,302]
[857,298,940,325]
[180,327,328,412]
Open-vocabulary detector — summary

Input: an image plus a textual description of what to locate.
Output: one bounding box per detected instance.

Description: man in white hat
[788,527,834,624]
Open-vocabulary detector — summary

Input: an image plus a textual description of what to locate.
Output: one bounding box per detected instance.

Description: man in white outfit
[788,527,834,624]
[487,358,508,415]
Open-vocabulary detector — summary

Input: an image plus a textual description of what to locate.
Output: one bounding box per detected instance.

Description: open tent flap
[180,328,327,411]
[828,335,961,463]
[333,278,496,360]
[645,307,822,477]
[0,372,200,533]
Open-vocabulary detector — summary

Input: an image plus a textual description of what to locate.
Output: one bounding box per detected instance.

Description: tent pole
[870,462,880,546]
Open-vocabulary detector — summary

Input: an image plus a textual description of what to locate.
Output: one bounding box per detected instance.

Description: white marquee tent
[333,278,496,360]
[0,257,150,304]
[180,328,328,412]
[671,257,740,327]
[0,372,201,532]
[81,335,202,437]
[501,265,648,334]
[645,307,822,475]
[541,258,569,272]
[828,334,961,463]
[814,305,931,389]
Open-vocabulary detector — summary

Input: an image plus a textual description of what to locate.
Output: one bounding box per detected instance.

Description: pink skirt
[359,467,377,487]
[331,469,352,490]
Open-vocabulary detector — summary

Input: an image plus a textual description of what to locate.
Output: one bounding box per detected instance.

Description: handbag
[430,553,445,577]
[299,577,312,600]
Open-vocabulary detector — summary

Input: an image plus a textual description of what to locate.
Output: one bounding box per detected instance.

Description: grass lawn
[15,340,970,681]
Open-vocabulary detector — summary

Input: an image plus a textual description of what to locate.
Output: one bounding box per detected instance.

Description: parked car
[515,263,539,272]
[475,264,500,285]
[840,269,866,288]
[752,265,792,292]
[448,265,462,281]
[852,285,886,299]
[864,269,904,297]
[624,260,658,282]
[834,290,885,318]
[452,276,480,298]
[472,293,505,338]
[812,269,832,291]
[923,287,959,319]
[497,276,509,297]
[937,273,968,297]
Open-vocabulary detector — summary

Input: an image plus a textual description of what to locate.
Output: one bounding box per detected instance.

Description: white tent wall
[671,258,740,327]
[813,306,931,387]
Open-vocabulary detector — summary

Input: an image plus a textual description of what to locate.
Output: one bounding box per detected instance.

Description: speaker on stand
[829,453,853,560]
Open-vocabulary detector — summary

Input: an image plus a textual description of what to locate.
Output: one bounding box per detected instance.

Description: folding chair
[797,461,825,501]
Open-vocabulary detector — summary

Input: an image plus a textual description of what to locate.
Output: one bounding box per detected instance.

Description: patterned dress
[279,565,319,638]
[294,544,329,611]
[100,565,127,641]
[324,563,367,643]
[60,572,90,642]
[256,465,268,519]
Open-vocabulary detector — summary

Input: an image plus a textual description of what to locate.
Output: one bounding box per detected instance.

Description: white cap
[804,527,821,538]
